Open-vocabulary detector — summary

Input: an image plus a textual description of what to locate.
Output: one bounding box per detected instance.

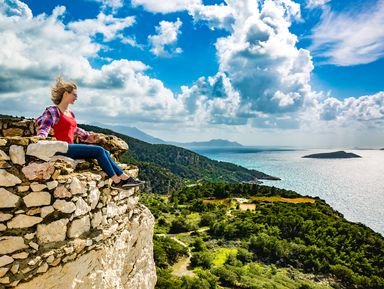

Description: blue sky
[0,0,383,147]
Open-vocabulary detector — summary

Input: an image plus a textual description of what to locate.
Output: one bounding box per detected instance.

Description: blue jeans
[61,144,124,178]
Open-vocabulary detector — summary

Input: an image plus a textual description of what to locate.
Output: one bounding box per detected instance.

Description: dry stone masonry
[0,117,156,288]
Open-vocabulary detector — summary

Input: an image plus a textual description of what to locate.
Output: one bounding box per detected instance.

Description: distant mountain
[173,139,243,148]
[92,122,167,144]
[303,151,362,159]
[92,123,243,148]
[79,124,279,194]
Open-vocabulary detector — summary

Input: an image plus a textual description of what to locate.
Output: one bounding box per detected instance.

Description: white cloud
[148,19,183,57]
[178,73,243,125]
[88,0,123,14]
[1,0,383,147]
[74,60,184,122]
[0,1,183,124]
[215,0,311,118]
[139,0,321,129]
[68,12,135,42]
[121,35,144,49]
[189,4,235,31]
[310,1,384,66]
[0,4,100,92]
[319,92,384,126]
[0,0,32,18]
[131,0,201,13]
[306,0,331,9]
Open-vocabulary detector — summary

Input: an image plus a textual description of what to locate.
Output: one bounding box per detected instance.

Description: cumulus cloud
[75,59,184,122]
[138,0,320,128]
[88,0,123,14]
[148,19,183,57]
[178,73,243,125]
[1,0,383,144]
[215,0,312,118]
[319,92,384,126]
[310,1,384,66]
[121,35,144,49]
[68,12,135,42]
[183,0,384,132]
[306,0,331,9]
[0,4,100,93]
[0,0,31,18]
[0,1,183,123]
[189,4,235,31]
[131,0,201,13]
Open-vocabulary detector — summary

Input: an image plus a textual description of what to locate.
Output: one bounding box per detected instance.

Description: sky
[0,0,383,147]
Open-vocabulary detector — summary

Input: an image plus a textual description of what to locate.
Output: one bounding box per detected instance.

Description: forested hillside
[79,124,278,194]
[143,183,384,289]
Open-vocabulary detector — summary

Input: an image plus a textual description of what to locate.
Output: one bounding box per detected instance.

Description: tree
[190,251,213,269]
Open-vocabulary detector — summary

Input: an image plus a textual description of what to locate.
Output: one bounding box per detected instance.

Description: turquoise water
[193,147,384,236]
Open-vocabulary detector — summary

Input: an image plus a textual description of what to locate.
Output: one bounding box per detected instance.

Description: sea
[190,147,384,236]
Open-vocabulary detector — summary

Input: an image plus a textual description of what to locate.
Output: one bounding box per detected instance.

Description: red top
[53,110,77,144]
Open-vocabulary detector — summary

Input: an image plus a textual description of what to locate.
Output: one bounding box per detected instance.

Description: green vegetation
[141,183,384,289]
[153,235,189,268]
[2,116,382,288]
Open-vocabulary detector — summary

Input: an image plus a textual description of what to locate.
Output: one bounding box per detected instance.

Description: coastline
[195,147,384,236]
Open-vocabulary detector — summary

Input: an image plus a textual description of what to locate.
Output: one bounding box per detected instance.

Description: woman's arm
[74,126,91,142]
[35,106,59,138]
[70,111,97,142]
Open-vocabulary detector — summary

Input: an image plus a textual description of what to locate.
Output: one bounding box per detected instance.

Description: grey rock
[0,169,22,187]
[37,219,69,244]
[23,191,51,207]
[0,237,28,255]
[9,145,25,165]
[7,215,43,229]
[0,188,20,208]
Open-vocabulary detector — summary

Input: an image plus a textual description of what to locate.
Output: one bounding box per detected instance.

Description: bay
[192,147,384,236]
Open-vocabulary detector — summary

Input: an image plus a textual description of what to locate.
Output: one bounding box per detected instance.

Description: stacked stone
[0,129,154,287]
[0,117,37,138]
[0,117,128,160]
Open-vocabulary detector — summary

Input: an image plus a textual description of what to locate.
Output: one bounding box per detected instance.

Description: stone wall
[0,118,156,288]
[0,116,128,159]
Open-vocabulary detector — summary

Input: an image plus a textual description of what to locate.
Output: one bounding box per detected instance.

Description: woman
[36,77,143,189]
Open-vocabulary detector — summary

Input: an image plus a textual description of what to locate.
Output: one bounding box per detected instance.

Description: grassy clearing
[225,263,335,289]
[202,198,234,207]
[186,212,201,227]
[202,196,315,209]
[212,247,238,267]
[249,196,315,204]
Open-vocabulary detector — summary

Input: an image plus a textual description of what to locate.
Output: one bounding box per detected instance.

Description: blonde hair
[51,76,77,105]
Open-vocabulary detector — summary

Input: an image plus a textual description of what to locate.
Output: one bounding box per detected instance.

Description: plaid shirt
[36,106,90,141]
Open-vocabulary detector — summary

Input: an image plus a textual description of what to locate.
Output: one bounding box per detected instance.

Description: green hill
[143,183,384,289]
[78,124,279,194]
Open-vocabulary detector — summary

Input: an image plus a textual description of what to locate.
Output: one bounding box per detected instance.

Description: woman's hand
[86,133,100,143]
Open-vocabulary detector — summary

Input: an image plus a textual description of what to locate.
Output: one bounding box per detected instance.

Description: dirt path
[156,233,201,278]
[156,227,209,278]
[172,254,195,277]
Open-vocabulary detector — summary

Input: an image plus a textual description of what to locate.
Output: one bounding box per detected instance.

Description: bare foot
[119,173,129,181]
[111,175,120,184]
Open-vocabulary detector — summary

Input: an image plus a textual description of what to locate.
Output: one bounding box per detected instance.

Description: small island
[302,150,362,159]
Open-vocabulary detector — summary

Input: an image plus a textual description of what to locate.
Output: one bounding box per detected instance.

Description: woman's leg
[63,144,122,178]
[102,149,124,176]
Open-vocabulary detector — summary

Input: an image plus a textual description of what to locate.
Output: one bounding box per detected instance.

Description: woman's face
[63,89,78,105]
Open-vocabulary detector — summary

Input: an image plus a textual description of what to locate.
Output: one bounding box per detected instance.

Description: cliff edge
[0,117,156,288]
